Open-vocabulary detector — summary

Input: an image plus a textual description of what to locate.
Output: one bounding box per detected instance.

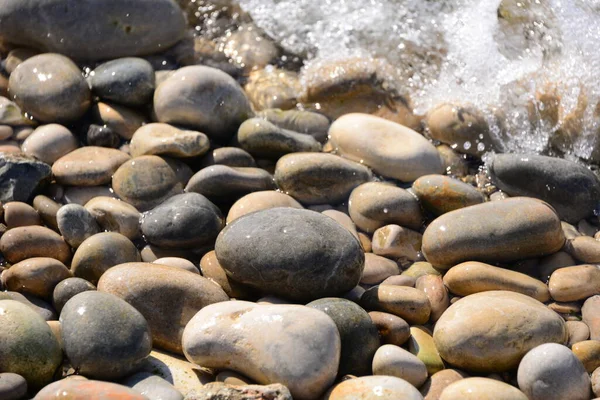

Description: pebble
[85,124,120,148]
[0,226,70,264]
[52,146,130,186]
[244,67,300,111]
[2,257,70,299]
[0,291,57,320]
[0,300,62,390]
[154,66,253,142]
[21,124,78,165]
[52,277,96,313]
[34,379,147,400]
[0,373,27,400]
[402,262,441,279]
[8,54,90,122]
[71,232,140,284]
[322,210,360,239]
[538,251,577,281]
[572,340,600,372]
[369,311,411,346]
[583,296,600,340]
[361,285,431,324]
[549,264,600,301]
[433,291,567,372]
[32,195,61,231]
[3,201,41,228]
[92,101,146,140]
[329,113,443,181]
[141,192,223,248]
[0,125,13,140]
[567,321,590,346]
[258,109,330,143]
[325,375,424,400]
[420,369,466,400]
[215,208,364,301]
[185,382,292,400]
[90,58,155,106]
[412,175,486,216]
[372,224,423,261]
[215,371,254,386]
[84,196,141,240]
[199,251,255,299]
[223,23,280,72]
[60,291,152,380]
[348,182,422,233]
[373,344,428,388]
[98,262,229,354]
[57,204,101,248]
[439,377,527,400]
[422,198,565,268]
[517,343,590,400]
[122,372,183,400]
[62,185,117,205]
[182,301,340,400]
[443,261,550,302]
[153,257,198,274]
[415,274,449,322]
[0,153,51,203]
[566,236,600,263]
[275,153,372,205]
[307,297,380,376]
[200,147,256,168]
[488,153,600,223]
[226,190,303,223]
[361,253,400,285]
[408,327,445,375]
[130,123,210,158]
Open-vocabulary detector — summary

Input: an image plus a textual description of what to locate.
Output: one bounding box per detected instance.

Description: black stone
[0,154,51,203]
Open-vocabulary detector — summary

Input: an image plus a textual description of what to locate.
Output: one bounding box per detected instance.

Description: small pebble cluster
[0,1,600,400]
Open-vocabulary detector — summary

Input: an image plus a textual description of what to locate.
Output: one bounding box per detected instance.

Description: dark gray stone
[258,109,330,143]
[60,291,152,380]
[199,147,256,168]
[306,297,380,376]
[215,208,364,302]
[141,192,223,249]
[52,277,96,313]
[488,154,600,223]
[57,204,101,248]
[0,372,27,400]
[0,154,51,203]
[0,0,186,61]
[122,372,183,400]
[90,58,155,106]
[86,124,120,148]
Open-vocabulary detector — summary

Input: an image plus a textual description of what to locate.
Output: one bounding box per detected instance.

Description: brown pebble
[572,340,600,372]
[368,311,411,346]
[0,226,71,264]
[566,236,600,263]
[199,250,254,299]
[549,264,600,301]
[32,195,61,231]
[52,146,131,186]
[361,284,431,324]
[1,257,71,299]
[420,369,467,400]
[381,275,417,287]
[3,201,41,228]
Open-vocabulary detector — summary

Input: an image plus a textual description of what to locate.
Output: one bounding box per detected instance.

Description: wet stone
[90,57,155,107]
[52,146,130,187]
[52,277,96,313]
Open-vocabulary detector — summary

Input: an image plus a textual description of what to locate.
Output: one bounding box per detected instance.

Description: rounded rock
[3,201,41,228]
[361,285,431,324]
[420,369,466,400]
[369,311,411,346]
[22,124,78,165]
[325,375,423,400]
[52,277,96,313]
[549,264,600,302]
[57,204,101,248]
[90,57,155,106]
[199,250,255,299]
[130,123,210,158]
[226,191,303,223]
[35,379,147,400]
[92,101,146,140]
[572,340,600,373]
[566,236,600,263]
[2,257,71,299]
[372,225,423,261]
[0,373,27,400]
[153,257,198,274]
[258,109,330,143]
[439,377,527,400]
[0,225,71,264]
[361,253,400,285]
[412,175,486,216]
[199,147,256,168]
[52,146,130,186]
[372,344,428,388]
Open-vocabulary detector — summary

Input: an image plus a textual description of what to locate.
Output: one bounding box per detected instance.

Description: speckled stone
[0,225,70,264]
[52,277,96,313]
[549,264,600,301]
[84,196,141,240]
[57,204,101,248]
[412,175,485,216]
[185,382,292,400]
[130,123,210,158]
[2,257,71,299]
[52,146,130,186]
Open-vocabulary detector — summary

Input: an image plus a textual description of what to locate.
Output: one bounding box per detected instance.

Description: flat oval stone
[22,124,78,165]
[361,285,431,324]
[8,54,90,122]
[412,175,486,216]
[57,204,101,248]
[566,236,600,263]
[92,101,146,140]
[98,262,229,354]
[182,301,340,400]
[52,277,96,313]
[258,109,330,143]
[3,201,41,228]
[415,274,449,322]
[488,153,600,223]
[439,377,527,400]
[33,195,61,231]
[443,261,550,302]
[0,225,70,264]
[325,376,423,400]
[0,300,62,390]
[372,225,423,261]
[329,113,443,181]
[199,147,256,168]
[348,182,422,233]
[0,372,27,400]
[422,198,565,269]
[226,191,303,223]
[307,297,380,376]
[90,58,155,106]
[361,253,400,285]
[35,379,147,400]
[372,344,428,388]
[517,343,590,400]
[572,340,600,372]
[130,123,210,158]
[199,251,255,299]
[549,265,600,301]
[141,192,223,249]
[369,311,411,346]
[154,66,253,142]
[420,369,466,400]
[52,146,130,186]
[215,208,364,302]
[84,196,141,240]
[433,291,567,373]
[0,0,186,61]
[274,153,372,205]
[2,257,71,299]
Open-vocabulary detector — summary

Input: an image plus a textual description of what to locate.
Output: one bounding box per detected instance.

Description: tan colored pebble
[52,146,130,186]
[408,326,445,375]
[549,264,600,301]
[381,275,416,287]
[32,195,61,231]
[47,320,63,350]
[84,196,141,240]
[62,186,118,205]
[412,174,486,216]
[0,125,13,140]
[548,301,580,315]
[361,253,400,285]
[593,367,600,397]
[361,284,431,324]
[439,377,527,400]
[372,344,428,388]
[372,224,423,261]
[226,191,303,223]
[3,201,41,228]
[358,232,372,252]
[416,274,449,322]
[140,245,196,263]
[322,210,359,240]
[2,257,71,299]
[538,251,577,282]
[0,226,71,264]
[420,369,467,400]
[572,340,600,373]
[566,321,590,347]
[153,257,198,274]
[92,101,146,139]
[369,311,410,346]
[21,124,78,164]
[402,262,442,279]
[437,144,468,177]
[325,375,423,400]
[199,250,254,299]
[130,123,210,158]
[0,140,21,153]
[566,236,600,263]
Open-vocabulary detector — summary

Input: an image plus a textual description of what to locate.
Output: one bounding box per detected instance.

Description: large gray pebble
[90,58,155,106]
[57,204,101,248]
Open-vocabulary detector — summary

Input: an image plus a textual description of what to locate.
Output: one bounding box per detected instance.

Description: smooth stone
[322,210,360,240]
[185,165,275,203]
[0,373,27,400]
[71,232,140,285]
[325,375,423,400]
[443,261,550,302]
[86,124,120,148]
[57,204,101,248]
[258,109,330,143]
[60,291,151,380]
[52,146,130,186]
[0,300,62,390]
[90,58,155,107]
[274,152,372,205]
[3,201,41,228]
[567,321,591,347]
[0,125,13,140]
[130,123,209,158]
[199,147,256,168]
[226,191,302,223]
[154,66,253,142]
[402,262,442,279]
[372,225,423,261]
[415,274,449,322]
[563,221,583,239]
[84,196,140,240]
[361,253,400,285]
[359,233,372,252]
[329,113,443,181]
[412,175,486,216]
[8,54,90,122]
[153,258,198,274]
[382,274,417,286]
[62,186,117,205]
[2,257,70,299]
[32,195,61,230]
[361,285,431,324]
[185,382,292,400]
[369,311,410,346]
[422,198,565,269]
[215,371,254,386]
[583,296,600,340]
[566,236,600,263]
[244,67,300,111]
[52,277,96,313]
[572,340,600,372]
[0,226,70,264]
[348,182,422,233]
[307,297,380,376]
[549,264,600,301]
[13,127,33,141]
[215,208,364,302]
[0,153,51,203]
[373,345,428,388]
[92,102,146,140]
[5,48,38,74]
[434,291,567,373]
[579,219,598,237]
[420,369,466,400]
[408,327,445,375]
[141,192,223,249]
[112,155,192,211]
[34,379,147,400]
[22,124,78,165]
[182,301,340,400]
[439,377,527,400]
[139,245,196,264]
[517,343,590,400]
[199,250,255,299]
[237,117,321,158]
[0,96,31,126]
[122,372,183,400]
[98,262,229,354]
[488,153,600,223]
